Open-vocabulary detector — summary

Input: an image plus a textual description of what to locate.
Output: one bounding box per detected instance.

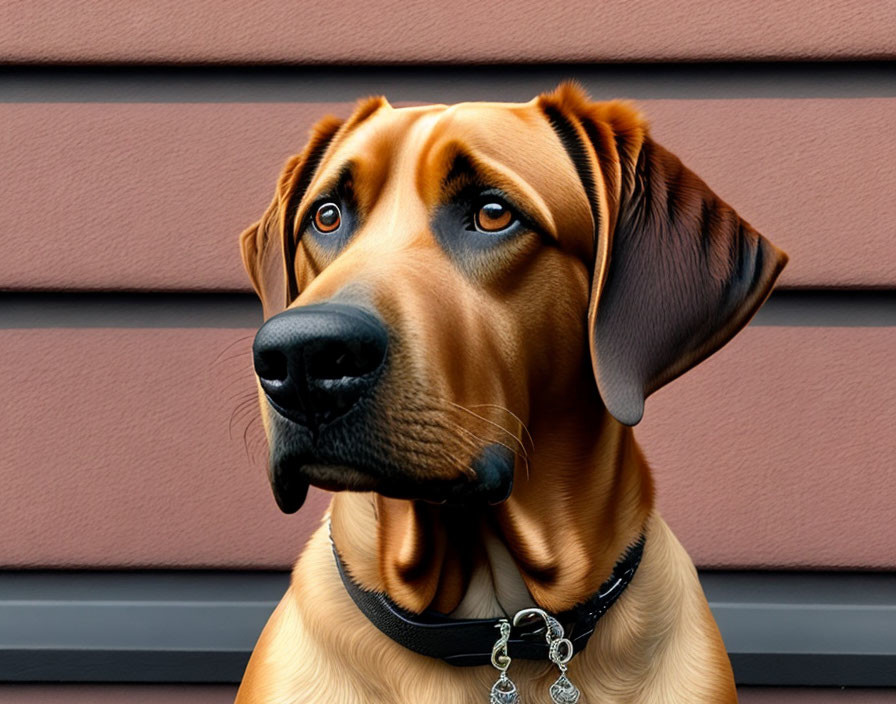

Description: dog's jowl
[235,83,787,704]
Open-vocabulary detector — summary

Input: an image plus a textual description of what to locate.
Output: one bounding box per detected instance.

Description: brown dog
[235,83,787,703]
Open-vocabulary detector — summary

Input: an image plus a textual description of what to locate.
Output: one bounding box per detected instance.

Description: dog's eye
[313,202,342,234]
[474,201,514,233]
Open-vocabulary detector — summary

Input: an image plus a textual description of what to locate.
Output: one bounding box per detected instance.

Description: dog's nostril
[310,338,383,381]
[331,352,352,378]
[310,341,349,380]
[256,349,289,382]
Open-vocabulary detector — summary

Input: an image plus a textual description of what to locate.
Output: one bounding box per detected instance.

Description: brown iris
[313,202,341,233]
[474,202,513,233]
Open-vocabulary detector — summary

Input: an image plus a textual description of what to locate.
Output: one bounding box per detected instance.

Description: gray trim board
[750,290,896,327]
[701,572,896,687]
[0,570,893,685]
[1,290,894,329]
[0,292,263,329]
[0,571,286,684]
[2,62,896,103]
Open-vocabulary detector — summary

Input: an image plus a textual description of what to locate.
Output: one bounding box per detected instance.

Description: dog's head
[240,83,787,513]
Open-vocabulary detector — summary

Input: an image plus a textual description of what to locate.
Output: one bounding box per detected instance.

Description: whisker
[445,400,528,460]
[224,387,258,403]
[241,415,268,465]
[211,355,254,371]
[401,394,532,480]
[229,398,260,441]
[467,403,535,454]
[448,421,519,459]
[442,416,530,481]
[212,334,255,365]
[377,441,477,478]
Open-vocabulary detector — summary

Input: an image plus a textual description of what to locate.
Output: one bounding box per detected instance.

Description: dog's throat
[327,416,654,618]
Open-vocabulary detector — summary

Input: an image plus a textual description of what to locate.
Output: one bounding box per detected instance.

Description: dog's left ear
[540,83,788,425]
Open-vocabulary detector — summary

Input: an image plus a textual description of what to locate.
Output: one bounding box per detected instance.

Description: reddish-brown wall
[2,99,895,291]
[1,3,894,696]
[3,87,894,568]
[2,1,895,63]
[2,326,893,569]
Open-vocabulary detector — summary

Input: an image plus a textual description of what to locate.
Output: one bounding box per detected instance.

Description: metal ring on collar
[512,608,565,644]
[549,637,574,666]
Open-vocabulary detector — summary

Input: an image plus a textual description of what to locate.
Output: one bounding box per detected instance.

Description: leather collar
[331,529,645,667]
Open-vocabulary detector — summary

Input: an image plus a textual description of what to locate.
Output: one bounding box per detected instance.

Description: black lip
[270,471,310,515]
[267,431,515,513]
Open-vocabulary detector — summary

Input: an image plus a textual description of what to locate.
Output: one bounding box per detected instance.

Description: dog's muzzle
[252,302,515,513]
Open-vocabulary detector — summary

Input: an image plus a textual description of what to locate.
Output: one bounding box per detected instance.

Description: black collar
[331,530,645,667]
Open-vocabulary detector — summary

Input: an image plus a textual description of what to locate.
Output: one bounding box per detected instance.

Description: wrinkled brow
[288,98,390,225]
[421,143,558,240]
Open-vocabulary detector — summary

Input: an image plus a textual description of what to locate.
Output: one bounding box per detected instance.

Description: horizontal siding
[1,5,893,695]
[0,688,893,703]
[1,325,893,569]
[1,1,895,64]
[0,328,328,569]
[3,98,896,291]
[3,2,892,696]
[642,326,896,569]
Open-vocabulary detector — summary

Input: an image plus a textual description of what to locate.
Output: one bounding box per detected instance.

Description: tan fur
[235,84,786,703]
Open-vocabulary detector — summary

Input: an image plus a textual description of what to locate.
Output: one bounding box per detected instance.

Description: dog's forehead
[424,101,593,243]
[366,99,576,174]
[316,99,592,241]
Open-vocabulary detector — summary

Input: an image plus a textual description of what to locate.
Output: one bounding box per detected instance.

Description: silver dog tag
[490,673,520,704]
[548,673,580,703]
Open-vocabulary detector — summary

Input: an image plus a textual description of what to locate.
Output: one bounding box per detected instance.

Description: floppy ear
[239,196,285,319]
[541,84,788,425]
[238,115,344,319]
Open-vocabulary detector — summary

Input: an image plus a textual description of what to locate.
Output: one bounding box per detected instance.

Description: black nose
[252,303,388,428]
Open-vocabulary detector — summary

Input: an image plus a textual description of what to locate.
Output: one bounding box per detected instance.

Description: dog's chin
[269,444,515,515]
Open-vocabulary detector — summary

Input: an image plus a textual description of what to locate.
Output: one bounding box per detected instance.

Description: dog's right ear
[239,197,284,320]
[239,115,344,319]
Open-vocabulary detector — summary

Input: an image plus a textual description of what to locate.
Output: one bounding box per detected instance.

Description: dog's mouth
[251,300,520,514]
[268,432,515,514]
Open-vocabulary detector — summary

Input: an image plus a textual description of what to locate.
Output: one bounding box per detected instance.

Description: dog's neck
[329,397,653,617]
